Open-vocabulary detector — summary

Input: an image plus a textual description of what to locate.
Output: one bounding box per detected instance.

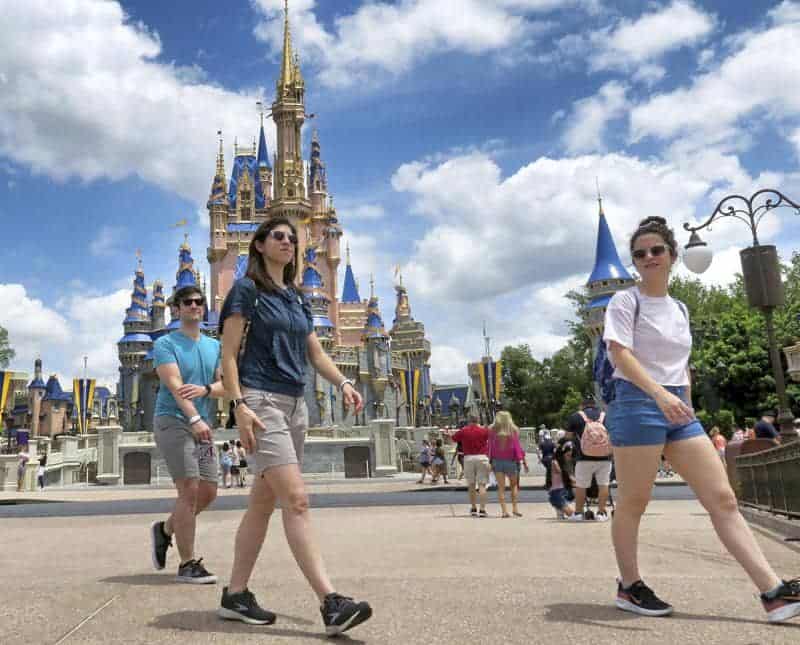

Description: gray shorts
[153,415,219,483]
[242,388,308,475]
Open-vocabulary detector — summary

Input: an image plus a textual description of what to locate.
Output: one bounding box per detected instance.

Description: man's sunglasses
[181,297,205,307]
[267,230,298,244]
[632,244,668,261]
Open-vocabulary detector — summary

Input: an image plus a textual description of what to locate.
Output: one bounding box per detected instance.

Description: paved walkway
[3,499,798,644]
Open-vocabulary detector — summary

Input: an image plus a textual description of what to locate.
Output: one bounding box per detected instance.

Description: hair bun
[638,216,667,227]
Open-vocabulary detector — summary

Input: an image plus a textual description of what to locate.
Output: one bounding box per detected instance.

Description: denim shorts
[606,379,706,447]
[548,488,569,510]
[492,459,519,476]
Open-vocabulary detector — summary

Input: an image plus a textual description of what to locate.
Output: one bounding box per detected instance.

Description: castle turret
[168,236,199,330]
[257,113,273,208]
[270,0,312,261]
[151,280,166,331]
[363,277,391,418]
[208,130,230,269]
[28,358,46,437]
[300,246,335,349]
[584,197,635,341]
[338,244,367,346]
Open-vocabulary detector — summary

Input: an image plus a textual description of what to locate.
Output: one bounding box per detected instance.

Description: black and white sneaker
[321,592,372,637]
[616,580,673,617]
[176,558,217,584]
[150,520,172,570]
[218,586,276,625]
[470,507,478,517]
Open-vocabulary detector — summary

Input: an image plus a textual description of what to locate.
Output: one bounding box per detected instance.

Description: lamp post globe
[683,231,713,274]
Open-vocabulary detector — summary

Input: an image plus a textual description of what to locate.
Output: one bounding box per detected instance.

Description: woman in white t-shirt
[604,216,799,623]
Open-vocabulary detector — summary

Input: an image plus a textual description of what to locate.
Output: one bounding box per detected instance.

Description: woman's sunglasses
[632,244,668,261]
[267,230,298,245]
[181,297,205,307]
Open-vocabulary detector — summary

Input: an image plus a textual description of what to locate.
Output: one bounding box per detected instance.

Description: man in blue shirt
[149,285,225,584]
[754,410,779,442]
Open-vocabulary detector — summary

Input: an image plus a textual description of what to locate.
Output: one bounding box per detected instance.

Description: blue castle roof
[341,264,360,303]
[229,155,266,210]
[175,245,197,290]
[588,203,632,284]
[119,333,153,344]
[234,254,248,281]
[257,124,271,169]
[29,376,46,389]
[302,266,323,289]
[43,375,72,402]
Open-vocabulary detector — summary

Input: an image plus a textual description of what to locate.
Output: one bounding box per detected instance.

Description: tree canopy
[0,324,14,369]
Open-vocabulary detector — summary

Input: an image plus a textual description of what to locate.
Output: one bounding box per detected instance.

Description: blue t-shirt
[219,278,313,398]
[154,331,221,421]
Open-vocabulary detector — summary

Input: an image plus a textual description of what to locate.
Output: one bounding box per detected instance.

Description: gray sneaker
[218,587,276,625]
[176,558,217,584]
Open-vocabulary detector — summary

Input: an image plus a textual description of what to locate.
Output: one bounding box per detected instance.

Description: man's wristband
[232,398,245,409]
[204,384,212,396]
[188,415,202,426]
[338,378,355,391]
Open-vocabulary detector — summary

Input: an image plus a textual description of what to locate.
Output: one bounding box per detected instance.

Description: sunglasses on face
[632,244,668,261]
[181,297,205,307]
[267,230,298,245]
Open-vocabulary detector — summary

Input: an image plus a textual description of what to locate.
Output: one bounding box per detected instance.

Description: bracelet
[188,415,202,425]
[338,378,355,391]
[204,384,212,396]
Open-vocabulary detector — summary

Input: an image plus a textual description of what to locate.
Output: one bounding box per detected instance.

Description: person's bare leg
[611,445,662,587]
[496,473,508,516]
[574,486,587,516]
[468,481,478,509]
[598,485,609,514]
[509,474,520,514]
[194,480,218,514]
[266,464,335,602]
[664,436,782,593]
[478,482,488,511]
[164,478,200,563]
[228,473,277,594]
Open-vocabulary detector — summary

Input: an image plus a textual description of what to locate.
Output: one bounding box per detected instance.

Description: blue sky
[2,0,800,387]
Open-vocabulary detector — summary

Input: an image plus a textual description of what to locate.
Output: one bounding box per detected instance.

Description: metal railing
[736,440,800,518]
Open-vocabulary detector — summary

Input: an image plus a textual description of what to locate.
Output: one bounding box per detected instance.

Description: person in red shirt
[451,415,490,517]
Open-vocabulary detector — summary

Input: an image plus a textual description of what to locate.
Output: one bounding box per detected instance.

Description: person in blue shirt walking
[149,284,226,585]
[216,217,372,637]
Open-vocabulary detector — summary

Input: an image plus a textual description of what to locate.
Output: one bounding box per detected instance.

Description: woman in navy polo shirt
[217,217,372,637]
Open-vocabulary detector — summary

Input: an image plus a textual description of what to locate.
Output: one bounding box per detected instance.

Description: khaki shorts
[242,387,308,475]
[463,455,490,487]
[575,460,612,488]
[153,415,219,483]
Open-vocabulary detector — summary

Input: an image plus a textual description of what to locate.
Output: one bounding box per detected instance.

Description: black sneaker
[616,580,673,617]
[761,578,800,623]
[470,507,478,517]
[176,558,217,584]
[321,592,372,637]
[218,586,276,625]
[150,520,171,570]
[478,509,488,518]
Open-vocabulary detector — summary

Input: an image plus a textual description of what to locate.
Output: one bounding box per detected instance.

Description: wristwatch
[204,384,212,396]
[232,398,246,409]
[338,378,355,391]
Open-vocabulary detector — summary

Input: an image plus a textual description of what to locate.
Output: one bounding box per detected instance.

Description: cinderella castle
[117,2,434,432]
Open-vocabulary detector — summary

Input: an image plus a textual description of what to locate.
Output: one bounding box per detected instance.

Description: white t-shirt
[603,287,691,386]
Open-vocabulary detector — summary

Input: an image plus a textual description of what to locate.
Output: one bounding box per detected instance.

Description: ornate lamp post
[683,189,800,443]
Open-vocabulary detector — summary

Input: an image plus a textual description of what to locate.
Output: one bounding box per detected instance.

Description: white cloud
[0,0,270,206]
[592,1,715,72]
[252,0,597,89]
[429,344,471,384]
[632,63,666,85]
[0,283,129,388]
[629,16,800,146]
[563,81,628,154]
[769,0,800,25]
[89,225,125,257]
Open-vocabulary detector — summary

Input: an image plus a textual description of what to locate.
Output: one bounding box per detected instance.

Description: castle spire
[216,130,225,179]
[341,245,361,303]
[587,198,631,284]
[279,0,294,95]
[257,105,271,169]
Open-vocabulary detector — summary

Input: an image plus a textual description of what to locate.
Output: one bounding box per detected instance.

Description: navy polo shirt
[220,277,313,397]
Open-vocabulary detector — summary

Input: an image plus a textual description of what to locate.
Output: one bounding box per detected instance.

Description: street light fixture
[683,188,800,444]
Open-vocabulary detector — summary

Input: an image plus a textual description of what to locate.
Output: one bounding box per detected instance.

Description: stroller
[581,463,616,520]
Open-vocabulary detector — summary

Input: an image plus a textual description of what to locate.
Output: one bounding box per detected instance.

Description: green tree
[0,324,14,369]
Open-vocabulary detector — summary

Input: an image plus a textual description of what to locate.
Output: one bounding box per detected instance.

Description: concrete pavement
[2,499,799,644]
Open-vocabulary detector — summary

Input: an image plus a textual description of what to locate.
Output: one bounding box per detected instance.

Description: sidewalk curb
[740,505,800,540]
[412,480,687,493]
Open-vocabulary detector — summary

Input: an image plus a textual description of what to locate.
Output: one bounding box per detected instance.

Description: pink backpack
[579,411,611,457]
